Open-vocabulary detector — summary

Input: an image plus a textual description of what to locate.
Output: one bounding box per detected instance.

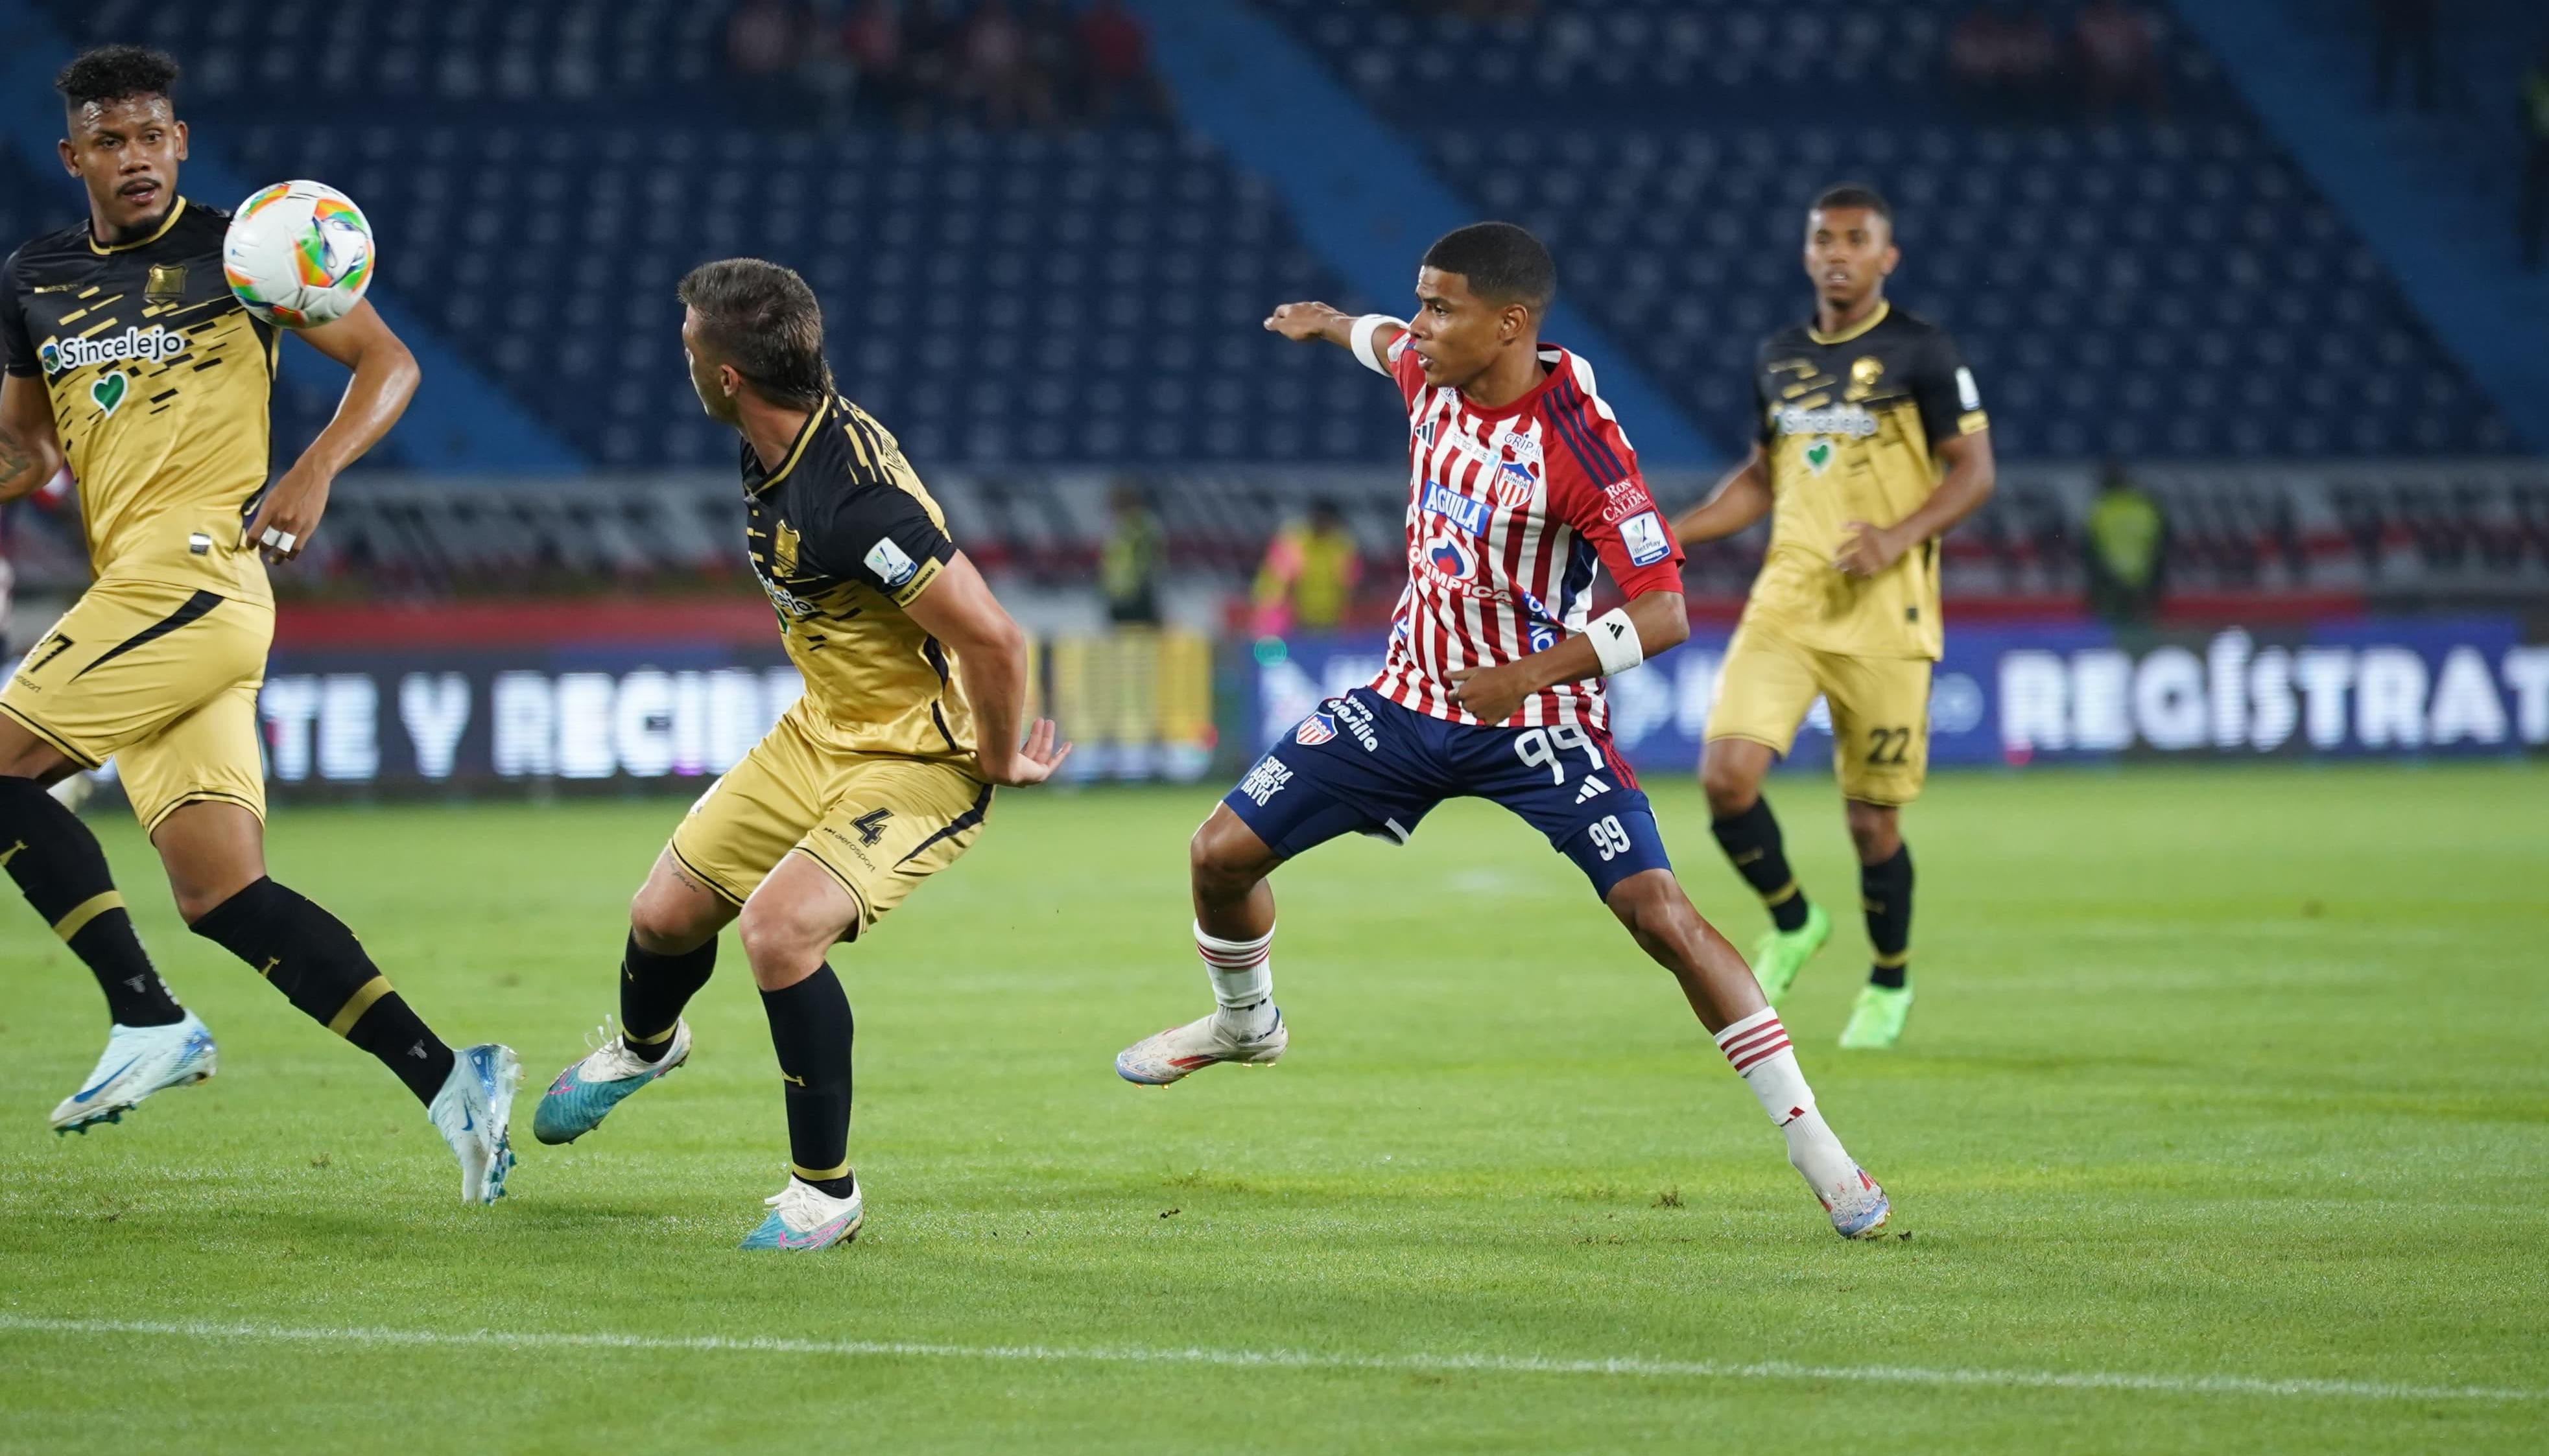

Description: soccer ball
[221,180,375,329]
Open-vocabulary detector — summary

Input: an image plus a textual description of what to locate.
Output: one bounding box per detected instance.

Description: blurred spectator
[728,0,800,80]
[2074,0,2164,121]
[1079,0,1173,124]
[904,0,968,126]
[1251,499,1362,635]
[1947,2,2061,119]
[728,0,806,124]
[2083,462,2166,625]
[2522,43,2549,271]
[963,0,1050,129]
[840,0,912,125]
[1025,0,1082,114]
[1102,484,1166,626]
[2371,0,2437,113]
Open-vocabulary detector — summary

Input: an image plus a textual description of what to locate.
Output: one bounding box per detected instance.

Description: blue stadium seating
[30,0,1409,469]
[1259,0,2517,460]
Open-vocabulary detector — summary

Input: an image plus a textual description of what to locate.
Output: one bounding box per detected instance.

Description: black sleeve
[1,251,36,379]
[1911,329,1986,447]
[804,480,958,609]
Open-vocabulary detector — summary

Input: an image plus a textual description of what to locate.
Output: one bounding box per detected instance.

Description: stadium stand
[30,0,1408,471]
[1257,0,2519,461]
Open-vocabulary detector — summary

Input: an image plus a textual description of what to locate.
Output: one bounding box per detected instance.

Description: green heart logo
[90,371,127,416]
[1804,438,1834,473]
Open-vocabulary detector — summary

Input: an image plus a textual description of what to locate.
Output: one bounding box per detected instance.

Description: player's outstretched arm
[1264,301,1405,374]
[1670,444,1773,545]
[1446,588,1689,725]
[244,299,420,563]
[899,550,1073,786]
[1835,429,1997,578]
[0,374,65,504]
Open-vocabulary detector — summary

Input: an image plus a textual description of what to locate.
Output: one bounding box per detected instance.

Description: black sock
[1711,796,1810,933]
[621,932,715,1063]
[190,877,456,1105]
[761,966,855,1199]
[0,776,182,1026]
[1862,845,1914,989]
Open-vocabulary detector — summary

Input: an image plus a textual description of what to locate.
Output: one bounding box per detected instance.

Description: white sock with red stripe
[1714,1007,1862,1206]
[1197,921,1278,1039]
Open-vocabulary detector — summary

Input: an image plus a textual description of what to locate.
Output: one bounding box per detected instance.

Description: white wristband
[1348,314,1402,376]
[1587,607,1644,676]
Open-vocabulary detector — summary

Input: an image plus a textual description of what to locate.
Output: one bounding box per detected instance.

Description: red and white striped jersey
[1366,335,1685,731]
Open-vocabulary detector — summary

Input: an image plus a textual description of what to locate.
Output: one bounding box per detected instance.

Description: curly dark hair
[55,45,180,115]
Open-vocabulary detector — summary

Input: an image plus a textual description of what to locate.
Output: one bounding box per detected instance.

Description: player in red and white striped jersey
[1114,224,1891,1239]
[1364,296,1685,733]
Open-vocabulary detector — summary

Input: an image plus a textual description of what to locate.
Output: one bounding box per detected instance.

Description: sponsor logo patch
[864,537,919,587]
[1775,403,1878,438]
[39,325,189,377]
[1421,480,1491,536]
[1619,511,1672,567]
[1237,757,1292,806]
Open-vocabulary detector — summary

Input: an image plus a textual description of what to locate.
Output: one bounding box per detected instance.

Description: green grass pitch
[2,764,2544,1452]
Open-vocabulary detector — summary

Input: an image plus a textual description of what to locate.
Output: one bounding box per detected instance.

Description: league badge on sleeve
[865,537,920,587]
[1620,511,1672,567]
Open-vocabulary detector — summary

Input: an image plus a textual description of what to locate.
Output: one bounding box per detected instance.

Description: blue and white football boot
[49,1011,217,1133]
[1825,1166,1893,1240]
[427,1042,520,1206]
[739,1174,863,1252]
[533,1018,691,1145]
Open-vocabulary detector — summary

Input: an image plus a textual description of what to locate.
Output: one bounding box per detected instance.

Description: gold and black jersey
[1744,301,1986,660]
[1,198,278,605]
[741,393,975,762]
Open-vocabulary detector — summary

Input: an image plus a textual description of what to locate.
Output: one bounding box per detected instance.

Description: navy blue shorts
[1223,687,1672,900]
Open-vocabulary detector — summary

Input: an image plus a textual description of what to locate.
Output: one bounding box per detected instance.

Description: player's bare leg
[1606,867,1890,1237]
[534,849,730,1145]
[1701,738,1829,1004]
[1840,799,1915,1050]
[1115,804,1289,1085]
[0,721,214,1132]
[156,800,517,1202]
[732,851,864,1251]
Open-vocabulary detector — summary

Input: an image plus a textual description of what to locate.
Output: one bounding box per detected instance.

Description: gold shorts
[1704,622,1932,806]
[0,579,270,831]
[668,705,993,932]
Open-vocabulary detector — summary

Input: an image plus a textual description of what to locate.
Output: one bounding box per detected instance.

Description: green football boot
[1838,983,1914,1050]
[1747,901,1831,1005]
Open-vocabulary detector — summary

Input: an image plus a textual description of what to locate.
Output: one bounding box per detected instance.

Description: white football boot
[1115,1007,1286,1085]
[739,1174,864,1251]
[427,1043,521,1206]
[49,1011,217,1133]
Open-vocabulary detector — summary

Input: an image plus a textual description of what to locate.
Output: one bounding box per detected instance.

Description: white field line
[0,1313,2535,1404]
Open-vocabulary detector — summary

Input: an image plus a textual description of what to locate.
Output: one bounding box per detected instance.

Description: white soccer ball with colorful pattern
[220,180,375,329]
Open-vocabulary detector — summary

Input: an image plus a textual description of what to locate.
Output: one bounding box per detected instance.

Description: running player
[1672,185,1997,1050]
[532,259,1068,1251]
[0,46,519,1199]
[1115,223,1890,1238]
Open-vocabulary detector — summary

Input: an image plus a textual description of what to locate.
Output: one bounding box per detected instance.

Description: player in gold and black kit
[534,259,1067,1251]
[1674,185,1996,1051]
[0,47,521,1201]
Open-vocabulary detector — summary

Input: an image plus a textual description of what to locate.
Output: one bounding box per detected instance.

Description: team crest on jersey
[773,521,801,577]
[1294,712,1337,746]
[1493,449,1539,507]
[1847,355,1885,401]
